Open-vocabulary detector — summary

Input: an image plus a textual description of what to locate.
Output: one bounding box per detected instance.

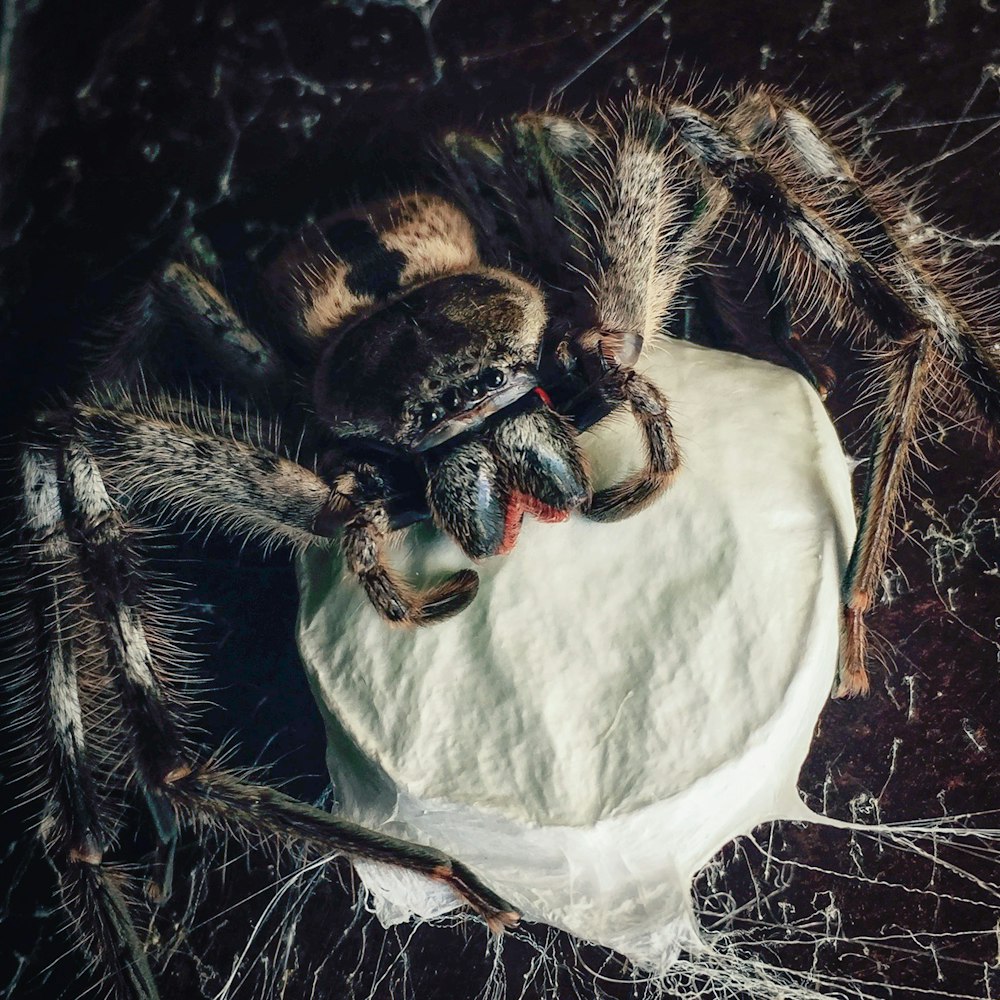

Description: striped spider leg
[439,106,726,525]
[9,264,518,1000]
[441,92,1000,697]
[655,88,1000,695]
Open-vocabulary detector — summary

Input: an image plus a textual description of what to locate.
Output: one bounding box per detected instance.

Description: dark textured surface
[2,1,1000,998]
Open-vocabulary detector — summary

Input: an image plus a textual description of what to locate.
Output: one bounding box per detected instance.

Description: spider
[8,85,1000,1000]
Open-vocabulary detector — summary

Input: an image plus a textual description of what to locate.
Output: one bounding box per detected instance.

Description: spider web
[175,810,1000,1000]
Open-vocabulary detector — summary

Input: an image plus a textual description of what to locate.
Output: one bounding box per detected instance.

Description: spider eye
[423,403,447,427]
[441,387,462,412]
[466,381,484,401]
[482,367,505,389]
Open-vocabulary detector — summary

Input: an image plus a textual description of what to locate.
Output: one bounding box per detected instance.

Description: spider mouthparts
[497,490,573,555]
[533,386,554,407]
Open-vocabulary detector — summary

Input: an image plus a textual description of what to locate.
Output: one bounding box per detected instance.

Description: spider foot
[363,564,480,626]
[782,328,838,401]
[434,861,521,934]
[574,326,643,371]
[814,364,838,402]
[584,369,680,522]
[835,604,871,698]
[587,477,670,521]
[64,860,160,1000]
[413,569,481,623]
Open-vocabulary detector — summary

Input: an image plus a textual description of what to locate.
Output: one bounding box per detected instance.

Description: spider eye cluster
[421,367,507,428]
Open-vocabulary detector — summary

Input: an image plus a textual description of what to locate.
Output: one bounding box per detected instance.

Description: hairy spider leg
[95,258,286,402]
[164,768,518,935]
[584,364,679,521]
[16,401,519,999]
[537,102,737,518]
[443,108,736,521]
[313,458,480,622]
[339,495,480,624]
[155,261,287,395]
[70,394,510,904]
[59,440,185,879]
[730,88,1000,418]
[17,443,161,1000]
[640,91,1000,696]
[439,113,601,291]
[727,89,1000,697]
[73,394,332,552]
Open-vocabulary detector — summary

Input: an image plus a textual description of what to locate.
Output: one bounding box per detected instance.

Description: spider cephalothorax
[266,192,674,623]
[10,87,1000,1000]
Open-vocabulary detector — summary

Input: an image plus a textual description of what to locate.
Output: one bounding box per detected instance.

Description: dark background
[2,1,1000,998]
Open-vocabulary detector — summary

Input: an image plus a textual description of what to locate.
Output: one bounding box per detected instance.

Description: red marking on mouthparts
[533,386,553,408]
[497,489,569,555]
